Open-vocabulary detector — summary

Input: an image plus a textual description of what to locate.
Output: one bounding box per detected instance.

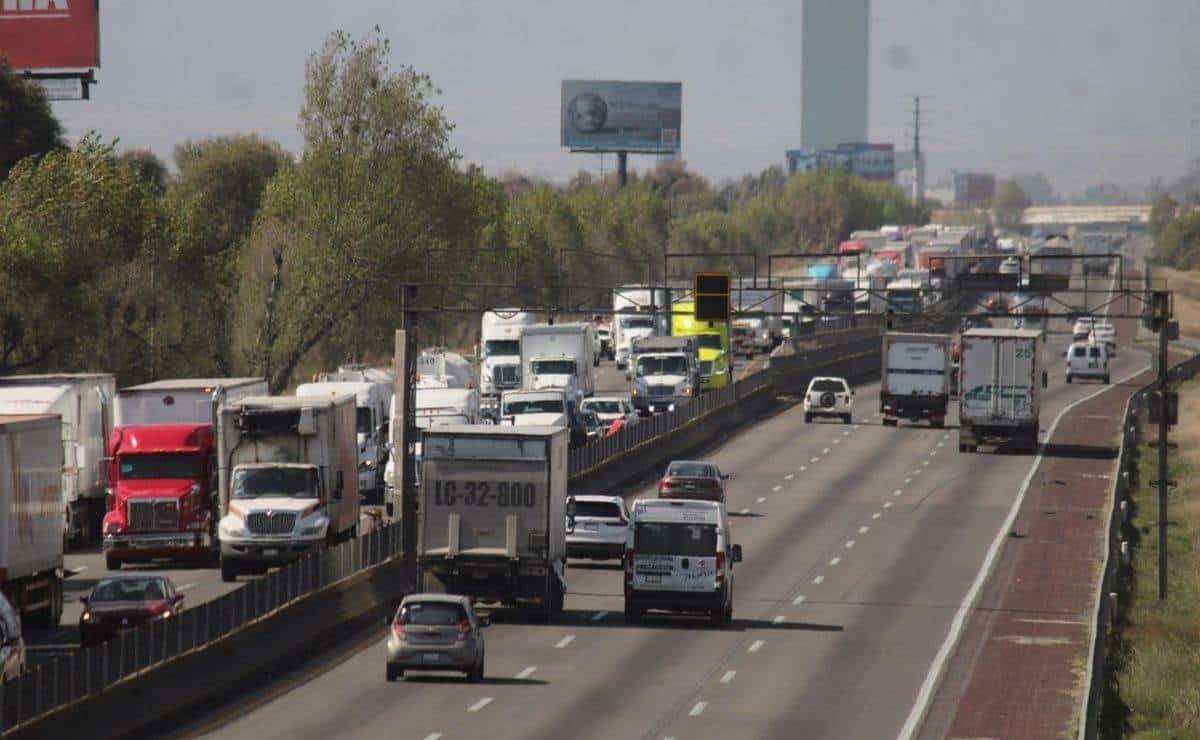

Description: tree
[0,61,64,180]
[235,30,476,392]
[116,149,169,195]
[1154,211,1200,270]
[991,180,1032,228]
[1147,194,1178,240]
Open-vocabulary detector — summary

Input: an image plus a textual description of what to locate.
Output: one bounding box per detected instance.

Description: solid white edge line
[896,362,1148,740]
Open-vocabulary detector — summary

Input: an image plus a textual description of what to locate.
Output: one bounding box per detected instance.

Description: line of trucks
[879,328,1047,453]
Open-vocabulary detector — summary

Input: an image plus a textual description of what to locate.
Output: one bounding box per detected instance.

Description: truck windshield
[119,454,201,480]
[502,399,564,415]
[693,334,723,351]
[583,400,622,414]
[531,360,576,375]
[635,523,717,556]
[637,356,687,377]
[232,467,319,499]
[483,340,520,357]
[356,407,372,435]
[621,316,654,329]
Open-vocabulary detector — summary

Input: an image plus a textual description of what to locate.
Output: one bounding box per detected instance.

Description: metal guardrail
[1,525,402,733]
[1080,349,1200,739]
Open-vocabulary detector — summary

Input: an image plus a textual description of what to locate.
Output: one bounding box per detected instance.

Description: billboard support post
[618,152,628,188]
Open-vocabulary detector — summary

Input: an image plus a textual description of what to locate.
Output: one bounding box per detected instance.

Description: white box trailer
[881,333,952,427]
[295,379,393,499]
[958,328,1047,453]
[216,394,360,581]
[115,377,267,427]
[0,415,65,627]
[0,374,115,546]
[418,425,569,618]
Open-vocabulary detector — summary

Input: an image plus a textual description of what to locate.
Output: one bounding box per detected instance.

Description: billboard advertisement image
[0,0,100,70]
[786,142,895,182]
[561,80,681,153]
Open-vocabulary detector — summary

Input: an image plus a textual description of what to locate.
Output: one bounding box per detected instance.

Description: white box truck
[0,374,115,546]
[0,415,65,627]
[216,395,360,581]
[295,378,392,501]
[881,333,952,427]
[521,323,595,400]
[958,328,1047,453]
[417,425,568,619]
[480,310,538,414]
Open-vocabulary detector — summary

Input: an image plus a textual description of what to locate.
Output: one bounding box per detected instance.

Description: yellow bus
[671,299,730,390]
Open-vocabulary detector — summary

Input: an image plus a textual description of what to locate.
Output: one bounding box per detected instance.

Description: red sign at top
[0,0,99,71]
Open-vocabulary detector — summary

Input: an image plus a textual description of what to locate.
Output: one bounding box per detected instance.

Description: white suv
[1065,342,1109,384]
[566,495,630,560]
[804,376,853,424]
[1072,317,1095,341]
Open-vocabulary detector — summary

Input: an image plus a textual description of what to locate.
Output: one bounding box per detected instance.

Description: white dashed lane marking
[555,635,575,649]
[858,526,870,534]
[893,489,903,496]
[424,734,443,740]
[785,474,794,480]
[720,670,737,684]
[772,615,785,625]
[813,575,825,585]
[871,512,881,519]
[829,557,841,566]
[799,466,807,472]
[749,640,766,653]
[756,497,766,504]
[739,508,750,515]
[515,666,537,680]
[845,540,855,549]
[811,457,820,463]
[822,448,831,454]
[468,698,493,712]
[689,702,708,717]
[883,501,894,509]
[772,485,782,492]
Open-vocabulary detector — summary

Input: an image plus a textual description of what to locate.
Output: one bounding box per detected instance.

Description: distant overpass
[1020,205,1151,226]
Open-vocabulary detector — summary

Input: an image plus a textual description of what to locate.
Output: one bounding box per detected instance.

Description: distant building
[952,172,996,208]
[801,0,869,150]
[786,142,894,182]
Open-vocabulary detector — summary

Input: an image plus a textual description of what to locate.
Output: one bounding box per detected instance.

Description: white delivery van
[1065,342,1110,384]
[623,499,742,626]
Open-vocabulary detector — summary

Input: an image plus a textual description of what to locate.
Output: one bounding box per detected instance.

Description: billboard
[561,80,681,153]
[0,0,100,71]
[786,142,895,182]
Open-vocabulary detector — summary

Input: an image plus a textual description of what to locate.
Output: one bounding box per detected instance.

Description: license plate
[583,523,599,531]
[262,548,278,557]
[423,652,441,662]
[642,574,662,584]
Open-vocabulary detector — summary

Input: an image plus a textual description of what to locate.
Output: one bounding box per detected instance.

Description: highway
[197,294,1149,740]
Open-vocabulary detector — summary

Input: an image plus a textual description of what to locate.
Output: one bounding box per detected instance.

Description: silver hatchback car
[386,594,488,682]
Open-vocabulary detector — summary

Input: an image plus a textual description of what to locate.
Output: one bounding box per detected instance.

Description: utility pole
[912,96,924,207]
[393,286,419,566]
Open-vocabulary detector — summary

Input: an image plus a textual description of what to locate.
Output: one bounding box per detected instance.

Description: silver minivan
[623,499,742,626]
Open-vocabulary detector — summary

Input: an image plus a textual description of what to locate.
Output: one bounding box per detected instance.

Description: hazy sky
[49,0,1199,196]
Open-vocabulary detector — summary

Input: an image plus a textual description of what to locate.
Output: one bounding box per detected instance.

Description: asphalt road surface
[198,285,1148,740]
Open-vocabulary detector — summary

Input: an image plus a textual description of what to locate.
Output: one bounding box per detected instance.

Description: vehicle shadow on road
[602,615,845,633]
[398,675,548,686]
[727,511,766,518]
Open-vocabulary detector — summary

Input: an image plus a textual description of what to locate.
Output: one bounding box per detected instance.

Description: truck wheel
[804,413,812,424]
[220,557,239,583]
[624,605,642,624]
[386,664,403,682]
[105,555,122,571]
[1104,375,1110,385]
[710,606,728,627]
[1066,374,1072,384]
[930,417,944,429]
[842,414,851,425]
[550,577,565,616]
[467,654,485,682]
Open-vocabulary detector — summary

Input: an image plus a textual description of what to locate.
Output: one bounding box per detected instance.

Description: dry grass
[1114,380,1200,737]
[1159,267,1200,339]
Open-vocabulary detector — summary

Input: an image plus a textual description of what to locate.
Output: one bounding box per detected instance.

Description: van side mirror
[565,496,577,532]
[730,544,743,563]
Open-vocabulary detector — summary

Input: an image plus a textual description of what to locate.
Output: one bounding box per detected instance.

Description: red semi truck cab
[102,424,217,568]
[101,378,267,570]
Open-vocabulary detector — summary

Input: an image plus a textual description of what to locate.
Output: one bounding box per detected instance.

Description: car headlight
[360,459,377,471]
[81,611,92,623]
[299,516,329,537]
[219,518,246,538]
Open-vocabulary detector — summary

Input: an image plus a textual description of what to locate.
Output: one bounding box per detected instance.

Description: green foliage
[115,149,169,195]
[991,179,1032,228]
[0,62,64,180]
[1148,194,1179,240]
[1153,210,1200,270]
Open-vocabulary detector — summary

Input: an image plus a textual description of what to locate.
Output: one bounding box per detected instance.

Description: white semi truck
[0,374,115,546]
[880,333,952,427]
[520,323,596,400]
[480,310,538,414]
[612,286,667,369]
[958,328,1047,453]
[217,394,361,581]
[417,425,569,619]
[0,415,65,627]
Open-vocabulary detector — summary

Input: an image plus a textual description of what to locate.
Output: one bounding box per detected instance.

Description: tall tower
[801,0,869,150]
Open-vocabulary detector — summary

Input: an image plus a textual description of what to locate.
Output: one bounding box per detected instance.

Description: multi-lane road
[193,297,1147,739]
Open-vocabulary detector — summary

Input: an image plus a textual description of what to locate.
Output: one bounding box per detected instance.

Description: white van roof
[631,498,723,524]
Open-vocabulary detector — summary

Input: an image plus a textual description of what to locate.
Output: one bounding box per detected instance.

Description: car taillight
[715,552,726,584]
[659,479,674,494]
[391,618,406,639]
[457,619,472,641]
[844,395,851,405]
